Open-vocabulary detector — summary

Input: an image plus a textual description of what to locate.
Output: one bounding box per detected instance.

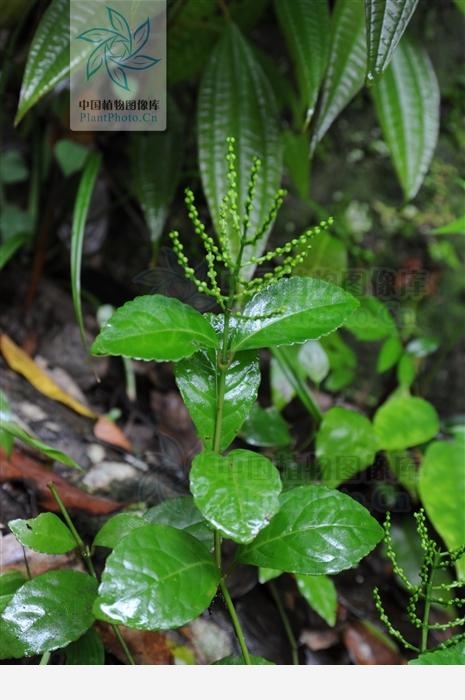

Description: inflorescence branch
[168,137,334,311]
[374,509,465,656]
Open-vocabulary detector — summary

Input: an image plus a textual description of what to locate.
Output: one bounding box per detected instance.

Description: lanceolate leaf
[316,407,378,487]
[373,394,439,451]
[419,440,465,579]
[274,0,330,124]
[91,295,218,361]
[9,513,76,554]
[241,404,292,448]
[372,36,440,200]
[94,524,220,629]
[0,571,97,658]
[131,100,184,250]
[190,449,282,544]
[365,0,419,82]
[237,485,383,574]
[230,277,358,352]
[0,421,81,469]
[310,0,366,152]
[198,23,282,278]
[176,350,260,450]
[295,574,338,626]
[15,0,94,124]
[71,152,102,347]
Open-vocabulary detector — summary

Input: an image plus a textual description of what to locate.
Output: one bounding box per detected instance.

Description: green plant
[374,510,465,664]
[0,143,386,665]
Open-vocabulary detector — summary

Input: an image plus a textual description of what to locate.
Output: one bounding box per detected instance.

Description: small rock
[82,461,138,495]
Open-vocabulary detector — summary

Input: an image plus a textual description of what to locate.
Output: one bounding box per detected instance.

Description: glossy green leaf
[454,0,465,14]
[372,36,439,200]
[94,524,220,630]
[231,277,358,352]
[241,405,292,448]
[198,23,282,278]
[92,295,218,362]
[258,568,282,584]
[237,485,383,574]
[65,628,105,665]
[145,496,213,549]
[295,574,337,626]
[274,0,330,123]
[316,407,378,487]
[93,513,146,549]
[213,655,275,665]
[131,100,184,248]
[0,571,97,658]
[71,152,102,347]
[377,335,403,373]
[373,395,439,450]
[311,0,366,151]
[345,296,396,341]
[365,0,419,82]
[190,449,282,544]
[0,151,28,184]
[15,0,94,124]
[176,350,260,451]
[9,513,76,554]
[0,421,81,469]
[409,641,465,665]
[0,571,26,597]
[0,234,30,271]
[419,440,465,579]
[54,139,89,177]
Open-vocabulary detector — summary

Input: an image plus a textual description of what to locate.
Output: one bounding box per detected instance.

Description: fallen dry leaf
[300,628,340,651]
[0,447,122,515]
[0,533,83,577]
[94,416,132,452]
[0,333,97,419]
[97,624,173,665]
[343,620,404,665]
[1,333,132,452]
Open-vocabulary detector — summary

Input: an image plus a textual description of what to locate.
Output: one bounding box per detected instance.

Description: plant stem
[47,483,136,666]
[420,552,439,653]
[219,577,251,664]
[210,310,252,665]
[39,650,51,665]
[268,581,299,665]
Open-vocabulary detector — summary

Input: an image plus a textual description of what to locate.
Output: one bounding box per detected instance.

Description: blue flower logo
[77,6,160,91]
